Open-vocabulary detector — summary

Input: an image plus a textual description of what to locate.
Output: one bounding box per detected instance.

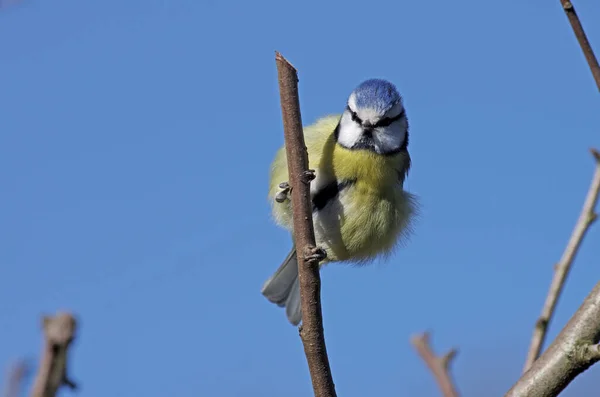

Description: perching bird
[262,78,417,326]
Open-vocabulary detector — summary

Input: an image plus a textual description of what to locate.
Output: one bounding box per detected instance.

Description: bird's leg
[275,182,291,203]
[275,170,316,203]
[303,246,327,263]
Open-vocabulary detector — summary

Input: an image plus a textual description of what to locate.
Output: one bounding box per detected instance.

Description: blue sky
[1,0,599,396]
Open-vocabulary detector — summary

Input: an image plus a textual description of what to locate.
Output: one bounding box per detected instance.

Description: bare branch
[0,0,24,9]
[523,149,600,371]
[559,0,600,91]
[29,312,78,397]
[411,332,459,397]
[274,51,337,397]
[3,360,29,397]
[506,279,600,396]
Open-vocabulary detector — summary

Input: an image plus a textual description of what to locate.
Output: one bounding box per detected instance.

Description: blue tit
[262,78,417,326]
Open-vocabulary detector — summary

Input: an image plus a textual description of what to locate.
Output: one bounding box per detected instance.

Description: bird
[261,78,417,326]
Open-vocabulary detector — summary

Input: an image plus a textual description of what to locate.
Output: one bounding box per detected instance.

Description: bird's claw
[303,169,316,182]
[304,246,327,263]
[275,181,291,203]
[275,170,316,203]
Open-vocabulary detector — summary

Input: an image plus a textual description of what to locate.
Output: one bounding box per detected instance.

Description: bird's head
[336,78,408,155]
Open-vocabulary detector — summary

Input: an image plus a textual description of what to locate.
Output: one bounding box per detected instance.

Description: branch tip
[275,51,297,74]
[562,0,573,10]
[29,311,78,397]
[440,348,458,370]
[410,331,431,346]
[558,0,600,91]
[411,331,459,397]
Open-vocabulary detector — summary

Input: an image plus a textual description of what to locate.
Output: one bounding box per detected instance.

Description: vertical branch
[3,361,29,397]
[523,150,600,372]
[275,51,337,397]
[411,332,459,397]
[29,312,78,397]
[559,0,600,91]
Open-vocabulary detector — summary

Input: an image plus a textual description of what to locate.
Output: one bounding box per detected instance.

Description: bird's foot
[304,246,327,263]
[302,169,316,183]
[275,170,316,203]
[275,181,291,203]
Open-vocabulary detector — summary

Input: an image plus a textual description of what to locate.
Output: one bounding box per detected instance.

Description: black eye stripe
[346,106,405,128]
[373,109,405,128]
[346,106,363,124]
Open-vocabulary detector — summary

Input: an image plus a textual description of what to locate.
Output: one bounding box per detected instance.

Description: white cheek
[374,118,407,151]
[336,113,363,148]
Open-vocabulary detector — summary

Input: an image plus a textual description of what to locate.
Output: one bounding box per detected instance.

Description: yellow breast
[331,143,403,193]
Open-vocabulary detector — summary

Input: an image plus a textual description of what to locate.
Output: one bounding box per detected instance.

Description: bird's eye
[375,117,393,128]
[373,109,405,128]
[347,106,362,124]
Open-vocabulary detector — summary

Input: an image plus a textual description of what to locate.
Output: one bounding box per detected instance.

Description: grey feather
[261,247,303,326]
[285,276,302,326]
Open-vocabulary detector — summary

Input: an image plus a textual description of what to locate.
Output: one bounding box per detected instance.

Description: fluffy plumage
[262,79,417,326]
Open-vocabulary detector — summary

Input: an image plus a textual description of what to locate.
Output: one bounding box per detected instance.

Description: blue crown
[352,79,401,113]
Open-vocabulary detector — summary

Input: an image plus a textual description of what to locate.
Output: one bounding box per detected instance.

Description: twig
[523,149,600,372]
[29,312,78,397]
[506,279,600,396]
[411,332,459,397]
[559,0,600,91]
[0,0,24,9]
[274,51,337,397]
[3,361,29,397]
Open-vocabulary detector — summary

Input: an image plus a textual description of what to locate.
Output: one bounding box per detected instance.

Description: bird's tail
[261,247,302,326]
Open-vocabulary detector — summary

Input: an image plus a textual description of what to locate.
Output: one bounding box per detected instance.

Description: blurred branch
[29,312,78,397]
[274,52,336,397]
[506,280,600,396]
[411,332,459,397]
[558,0,600,91]
[0,0,24,9]
[3,361,29,397]
[523,149,600,371]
